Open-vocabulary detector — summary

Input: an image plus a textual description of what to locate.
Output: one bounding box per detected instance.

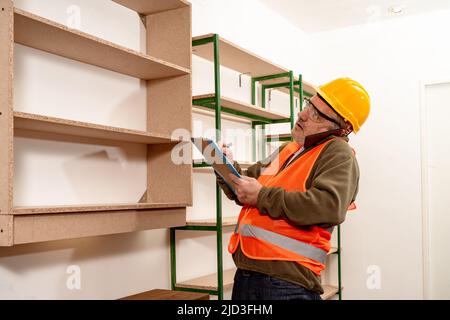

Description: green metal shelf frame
[170,33,343,301]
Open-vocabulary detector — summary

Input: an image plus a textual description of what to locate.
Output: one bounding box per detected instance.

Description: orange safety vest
[228,138,355,275]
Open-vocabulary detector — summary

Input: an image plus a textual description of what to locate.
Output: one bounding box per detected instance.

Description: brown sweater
[216,135,359,294]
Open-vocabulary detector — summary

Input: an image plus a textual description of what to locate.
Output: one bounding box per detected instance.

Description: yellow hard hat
[316,78,370,133]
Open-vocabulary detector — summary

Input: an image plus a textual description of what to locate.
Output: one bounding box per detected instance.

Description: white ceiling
[259,0,450,33]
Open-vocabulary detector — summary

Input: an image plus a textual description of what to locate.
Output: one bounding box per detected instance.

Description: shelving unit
[0,0,192,246]
[170,33,340,300]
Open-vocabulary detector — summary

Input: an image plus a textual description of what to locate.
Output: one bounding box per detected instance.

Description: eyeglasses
[302,98,342,127]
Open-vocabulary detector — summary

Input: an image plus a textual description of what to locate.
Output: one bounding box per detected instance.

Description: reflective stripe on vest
[239,224,328,264]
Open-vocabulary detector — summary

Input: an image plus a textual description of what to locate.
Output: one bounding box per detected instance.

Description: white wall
[307,9,450,299]
[0,0,312,299]
[3,0,443,300]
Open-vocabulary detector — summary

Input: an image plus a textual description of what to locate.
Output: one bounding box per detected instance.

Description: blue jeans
[232,268,322,300]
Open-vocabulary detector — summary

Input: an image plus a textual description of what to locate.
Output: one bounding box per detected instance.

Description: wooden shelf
[321,285,340,300]
[13,202,189,215]
[14,8,190,80]
[193,34,287,78]
[192,34,315,95]
[14,112,176,144]
[193,94,289,121]
[11,207,186,245]
[176,268,236,291]
[186,216,238,227]
[112,0,190,15]
[120,289,209,300]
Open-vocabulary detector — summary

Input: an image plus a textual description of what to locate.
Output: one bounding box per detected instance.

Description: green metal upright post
[170,228,176,290]
[338,224,342,300]
[212,34,224,301]
[251,78,257,162]
[261,85,267,159]
[298,74,304,113]
[289,71,295,130]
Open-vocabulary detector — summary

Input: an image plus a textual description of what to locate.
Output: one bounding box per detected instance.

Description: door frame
[420,78,450,300]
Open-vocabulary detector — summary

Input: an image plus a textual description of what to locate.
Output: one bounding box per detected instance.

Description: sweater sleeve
[216,143,289,204]
[256,139,359,227]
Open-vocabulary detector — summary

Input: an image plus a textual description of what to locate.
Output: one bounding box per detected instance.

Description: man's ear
[343,122,353,136]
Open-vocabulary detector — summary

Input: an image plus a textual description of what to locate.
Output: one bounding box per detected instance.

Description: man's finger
[229,174,244,185]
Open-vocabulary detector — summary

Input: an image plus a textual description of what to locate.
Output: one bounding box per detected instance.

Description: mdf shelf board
[13,8,190,80]
[192,108,251,125]
[13,202,189,215]
[120,289,209,300]
[186,216,238,227]
[0,0,14,225]
[192,34,288,78]
[0,215,13,246]
[14,112,177,144]
[193,94,289,121]
[321,285,340,300]
[113,0,190,15]
[147,75,192,137]
[146,5,191,69]
[12,207,186,245]
[147,143,193,205]
[176,268,236,291]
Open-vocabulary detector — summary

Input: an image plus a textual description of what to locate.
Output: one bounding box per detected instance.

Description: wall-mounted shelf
[321,285,340,300]
[13,202,189,215]
[112,0,190,15]
[14,112,176,144]
[0,0,192,246]
[186,216,238,227]
[176,268,236,291]
[193,94,290,123]
[192,33,315,96]
[14,9,190,80]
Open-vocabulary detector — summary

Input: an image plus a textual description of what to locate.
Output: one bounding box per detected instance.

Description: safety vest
[228,138,355,275]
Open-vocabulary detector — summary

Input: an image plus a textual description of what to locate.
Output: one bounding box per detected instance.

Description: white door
[423,81,450,299]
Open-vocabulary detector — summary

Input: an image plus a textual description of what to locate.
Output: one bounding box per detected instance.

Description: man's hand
[219,141,233,163]
[229,174,262,206]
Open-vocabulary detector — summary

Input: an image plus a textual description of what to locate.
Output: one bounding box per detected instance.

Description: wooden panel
[12,208,186,245]
[147,74,192,137]
[321,285,340,300]
[147,6,191,69]
[177,268,236,291]
[13,202,189,215]
[13,9,189,80]
[193,34,288,77]
[0,0,14,221]
[186,216,238,227]
[147,143,193,205]
[14,112,174,144]
[193,94,289,120]
[120,289,209,300]
[0,215,13,246]
[113,0,190,15]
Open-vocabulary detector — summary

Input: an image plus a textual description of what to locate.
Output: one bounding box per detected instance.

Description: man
[216,78,370,300]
